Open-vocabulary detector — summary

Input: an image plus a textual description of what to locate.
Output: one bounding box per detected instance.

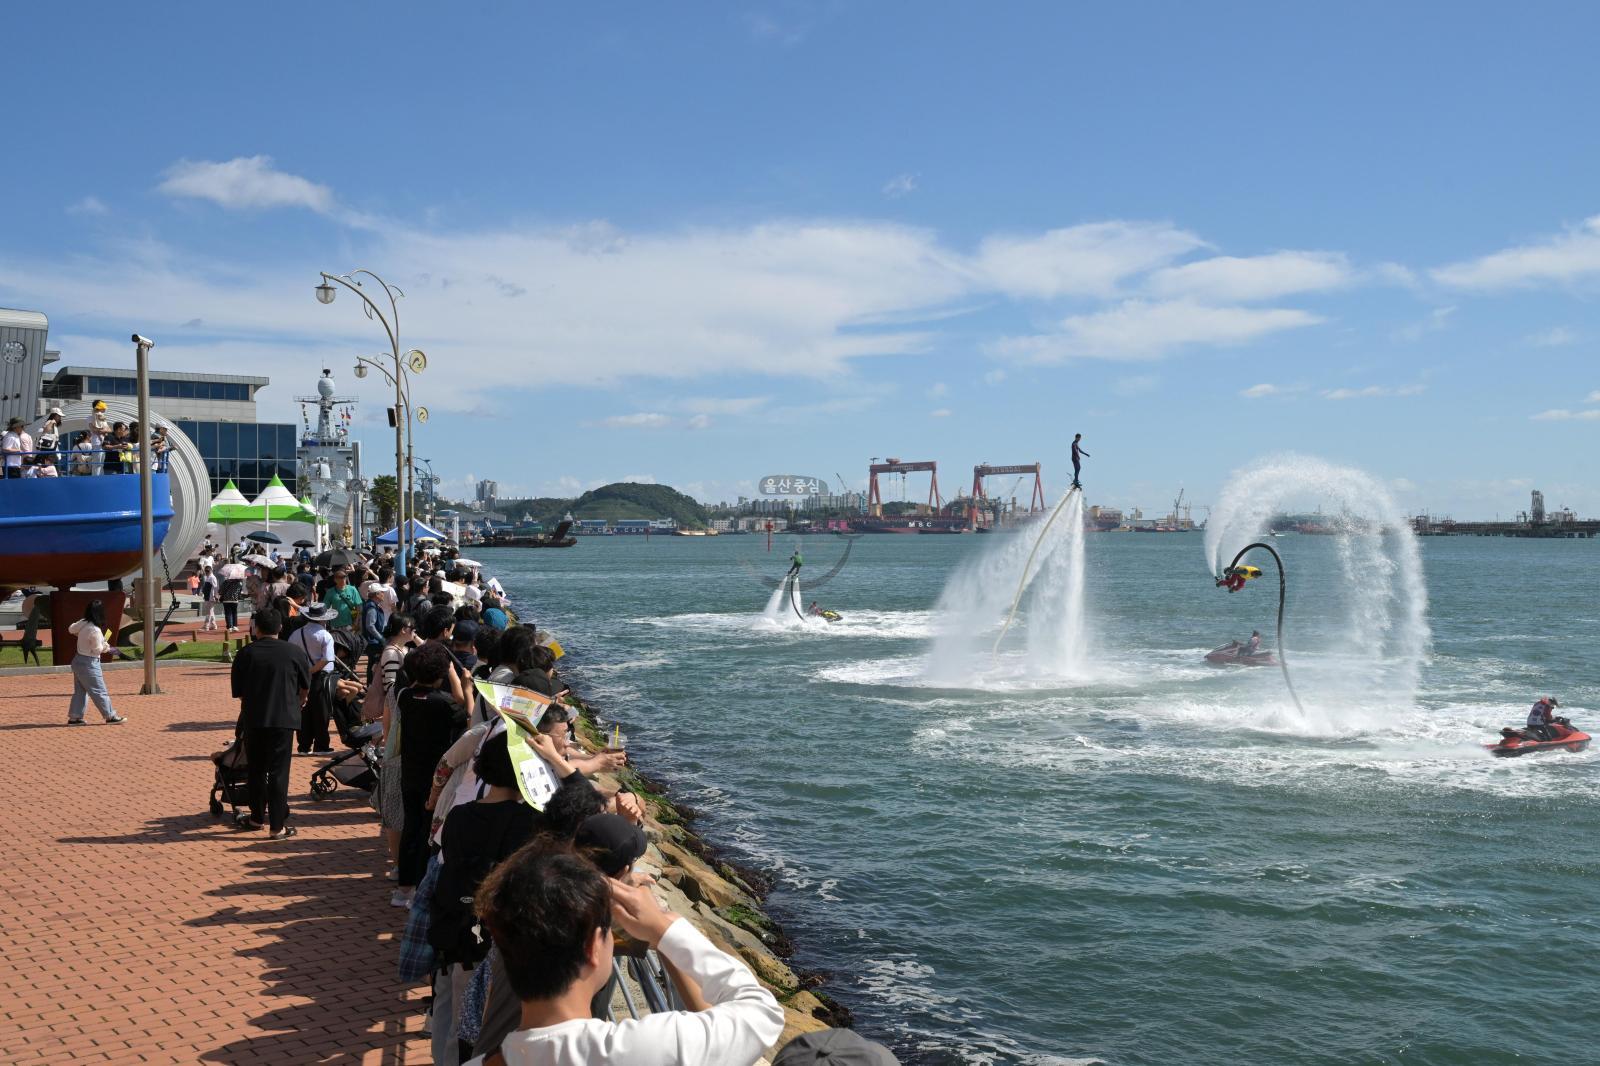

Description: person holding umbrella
[217,559,247,634]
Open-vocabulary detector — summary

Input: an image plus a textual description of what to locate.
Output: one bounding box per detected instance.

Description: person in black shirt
[230,608,312,838]
[1071,433,1090,489]
[397,642,469,890]
[429,731,541,1061]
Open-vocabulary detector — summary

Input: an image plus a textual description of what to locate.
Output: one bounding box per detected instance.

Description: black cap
[575,813,646,877]
[773,1029,900,1066]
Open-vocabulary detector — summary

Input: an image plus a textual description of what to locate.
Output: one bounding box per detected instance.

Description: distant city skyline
[4,5,1599,519]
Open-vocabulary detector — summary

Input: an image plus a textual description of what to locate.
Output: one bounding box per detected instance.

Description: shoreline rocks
[568,693,851,1045]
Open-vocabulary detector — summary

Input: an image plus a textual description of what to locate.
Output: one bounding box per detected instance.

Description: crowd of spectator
[1,402,171,479]
[220,540,892,1064]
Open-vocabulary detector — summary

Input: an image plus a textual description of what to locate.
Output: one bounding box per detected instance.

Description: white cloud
[1526,326,1577,347]
[621,474,658,484]
[929,408,952,417]
[1322,384,1427,400]
[983,369,1007,386]
[1434,214,1600,288]
[927,382,949,398]
[1531,408,1600,421]
[1587,390,1600,404]
[601,412,673,429]
[975,221,1206,299]
[1147,251,1351,302]
[674,396,770,416]
[1240,383,1281,398]
[67,196,108,216]
[687,413,712,430]
[158,155,335,213]
[1393,306,1455,342]
[990,300,1320,362]
[1113,374,1159,396]
[883,173,918,199]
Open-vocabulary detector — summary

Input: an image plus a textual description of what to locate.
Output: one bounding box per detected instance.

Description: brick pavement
[0,663,431,1063]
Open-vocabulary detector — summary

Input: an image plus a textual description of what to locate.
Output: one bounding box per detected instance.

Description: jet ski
[1204,640,1277,667]
[807,606,842,622]
[1486,717,1591,757]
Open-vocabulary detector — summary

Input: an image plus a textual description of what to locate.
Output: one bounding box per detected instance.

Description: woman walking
[199,563,220,631]
[67,600,126,725]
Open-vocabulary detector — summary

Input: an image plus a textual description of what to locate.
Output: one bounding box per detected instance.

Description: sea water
[484,532,1599,1065]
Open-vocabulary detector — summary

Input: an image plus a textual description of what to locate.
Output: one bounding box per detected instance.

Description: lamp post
[314,270,427,576]
[132,333,160,696]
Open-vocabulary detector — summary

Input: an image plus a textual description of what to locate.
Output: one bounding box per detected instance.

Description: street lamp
[313,269,426,574]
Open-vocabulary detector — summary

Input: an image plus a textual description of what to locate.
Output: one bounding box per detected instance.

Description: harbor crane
[970,463,1046,526]
[867,458,941,517]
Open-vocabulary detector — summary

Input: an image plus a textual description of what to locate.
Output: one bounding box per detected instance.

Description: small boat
[1486,718,1591,757]
[1204,640,1277,667]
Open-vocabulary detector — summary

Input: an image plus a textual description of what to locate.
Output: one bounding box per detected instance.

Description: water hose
[786,574,805,621]
[1217,542,1304,715]
[992,485,1079,652]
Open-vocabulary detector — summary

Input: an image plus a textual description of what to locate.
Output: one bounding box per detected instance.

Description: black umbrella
[292,539,316,549]
[314,547,364,569]
[245,530,283,544]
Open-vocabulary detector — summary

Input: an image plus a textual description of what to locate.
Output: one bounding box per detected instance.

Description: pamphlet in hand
[473,680,561,810]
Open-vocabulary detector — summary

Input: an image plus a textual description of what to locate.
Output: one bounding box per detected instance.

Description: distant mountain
[504,483,711,529]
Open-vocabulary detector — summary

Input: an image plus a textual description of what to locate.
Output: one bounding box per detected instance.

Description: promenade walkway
[0,663,430,1063]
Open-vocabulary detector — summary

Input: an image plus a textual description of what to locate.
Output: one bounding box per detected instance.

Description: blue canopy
[374,518,449,545]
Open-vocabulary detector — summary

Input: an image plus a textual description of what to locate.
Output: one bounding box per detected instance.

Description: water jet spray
[992,485,1081,653]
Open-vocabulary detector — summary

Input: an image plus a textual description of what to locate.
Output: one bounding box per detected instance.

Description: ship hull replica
[0,473,173,588]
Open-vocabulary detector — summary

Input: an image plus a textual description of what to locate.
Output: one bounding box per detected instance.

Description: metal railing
[606,949,687,1020]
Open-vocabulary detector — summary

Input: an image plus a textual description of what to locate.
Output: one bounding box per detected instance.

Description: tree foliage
[370,474,399,528]
[504,482,711,528]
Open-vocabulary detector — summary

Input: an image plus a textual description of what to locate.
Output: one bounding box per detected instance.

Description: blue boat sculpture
[0,472,173,587]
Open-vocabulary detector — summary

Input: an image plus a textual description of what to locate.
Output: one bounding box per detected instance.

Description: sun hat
[301,602,339,624]
[773,1029,901,1066]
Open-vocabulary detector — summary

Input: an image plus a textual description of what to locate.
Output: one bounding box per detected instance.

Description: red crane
[867,458,940,518]
[970,463,1045,525]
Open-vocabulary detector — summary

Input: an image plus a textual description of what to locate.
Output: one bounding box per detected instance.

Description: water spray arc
[992,486,1080,653]
[1216,542,1303,715]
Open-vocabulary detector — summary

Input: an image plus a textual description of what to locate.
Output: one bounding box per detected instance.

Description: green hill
[505,482,711,529]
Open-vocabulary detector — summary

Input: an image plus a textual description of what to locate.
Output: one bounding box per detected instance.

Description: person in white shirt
[66,600,127,724]
[3,417,32,479]
[289,602,339,755]
[467,850,783,1066]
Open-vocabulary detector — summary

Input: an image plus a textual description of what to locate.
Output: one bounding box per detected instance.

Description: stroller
[209,737,250,819]
[310,636,384,800]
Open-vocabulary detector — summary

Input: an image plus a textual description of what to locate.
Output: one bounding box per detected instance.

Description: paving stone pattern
[0,664,431,1063]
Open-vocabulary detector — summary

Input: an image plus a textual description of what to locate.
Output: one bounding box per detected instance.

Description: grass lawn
[0,640,234,668]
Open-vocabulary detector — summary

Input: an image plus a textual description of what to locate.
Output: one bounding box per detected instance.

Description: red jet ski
[1205,641,1277,667]
[1487,717,1591,757]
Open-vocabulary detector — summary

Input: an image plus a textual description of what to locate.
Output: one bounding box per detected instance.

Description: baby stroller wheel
[310,772,337,800]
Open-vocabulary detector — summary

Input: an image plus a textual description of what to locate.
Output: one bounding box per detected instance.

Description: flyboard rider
[1071,433,1090,489]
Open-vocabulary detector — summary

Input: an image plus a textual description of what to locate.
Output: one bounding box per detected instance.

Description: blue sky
[4,3,1600,518]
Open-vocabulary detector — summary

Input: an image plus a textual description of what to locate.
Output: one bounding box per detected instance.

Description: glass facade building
[85,375,252,402]
[171,419,298,499]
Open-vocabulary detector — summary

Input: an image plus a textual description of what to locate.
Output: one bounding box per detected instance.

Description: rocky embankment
[569,694,846,1047]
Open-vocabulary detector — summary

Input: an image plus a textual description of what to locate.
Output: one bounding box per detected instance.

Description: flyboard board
[992,484,1080,652]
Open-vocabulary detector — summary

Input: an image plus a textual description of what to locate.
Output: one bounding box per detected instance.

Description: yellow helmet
[93,400,107,411]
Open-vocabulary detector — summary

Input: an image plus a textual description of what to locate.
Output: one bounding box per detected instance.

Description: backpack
[429,805,536,967]
[220,577,244,602]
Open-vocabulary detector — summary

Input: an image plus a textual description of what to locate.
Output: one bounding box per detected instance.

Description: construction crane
[867,459,940,517]
[970,463,1045,526]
